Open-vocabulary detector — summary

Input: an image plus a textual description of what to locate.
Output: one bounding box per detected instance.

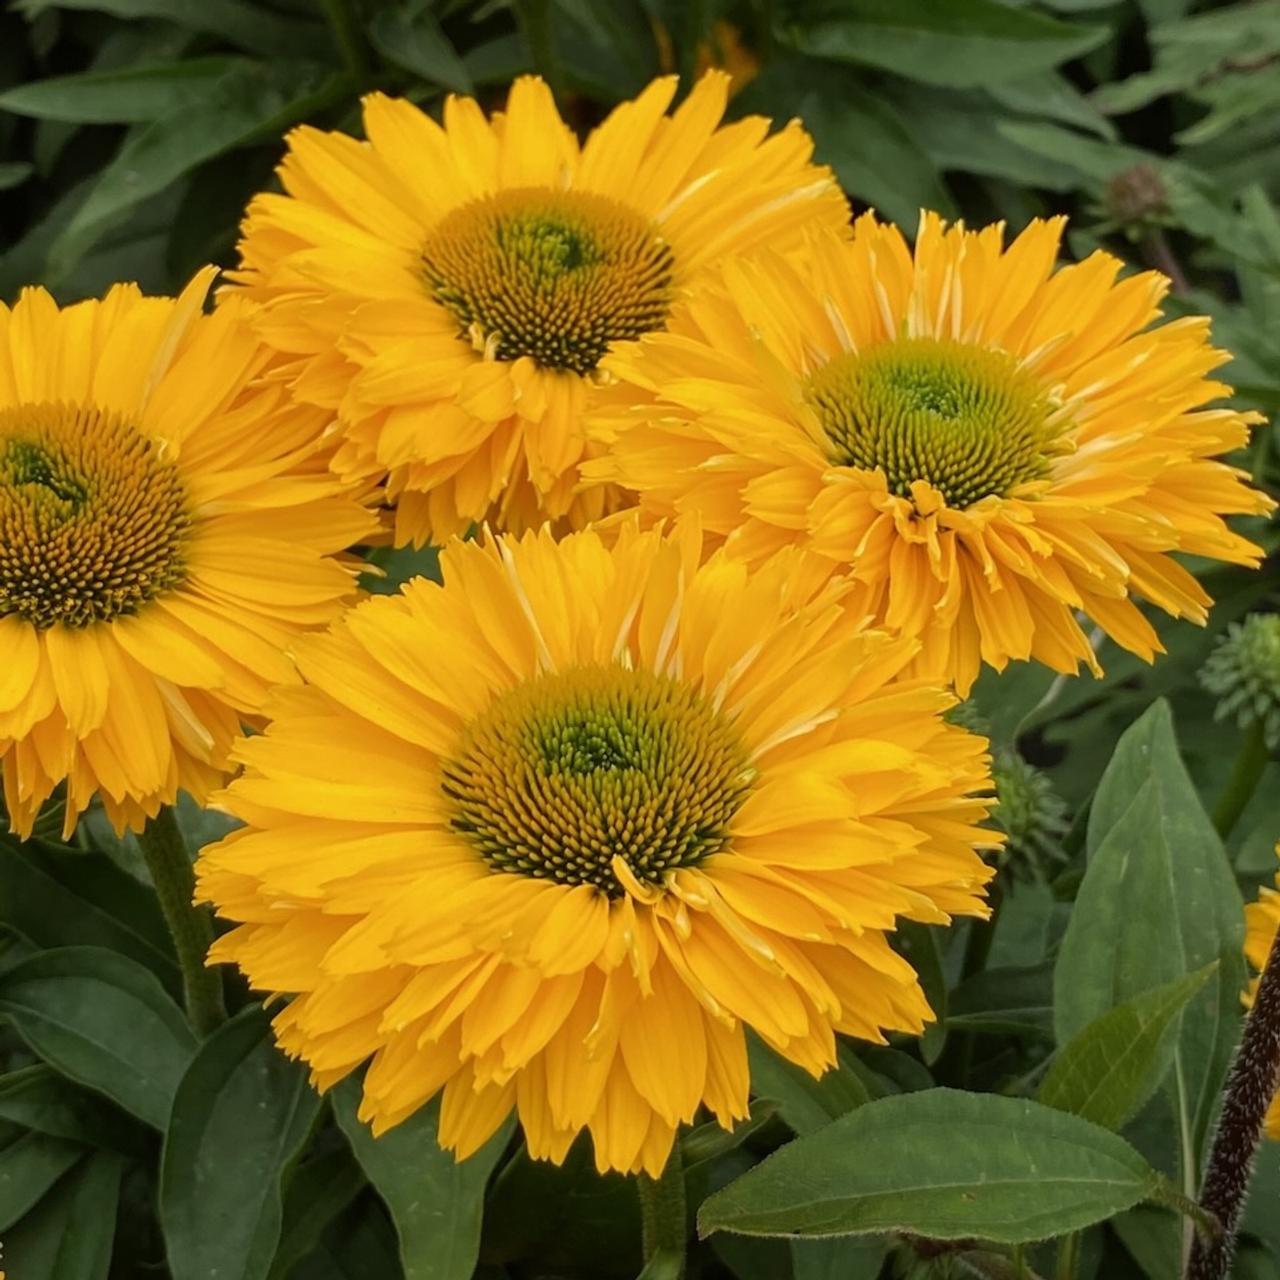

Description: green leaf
[0,162,33,191]
[637,1248,684,1280]
[995,121,1151,191]
[46,60,353,282]
[0,1066,145,1158]
[736,59,953,226]
[333,1076,514,1280]
[15,0,329,58]
[1,1150,122,1280]
[0,947,196,1130]
[0,1131,83,1231]
[896,921,947,1064]
[369,5,472,93]
[0,837,180,997]
[987,72,1116,140]
[267,1147,367,1280]
[746,1036,874,1137]
[681,1101,780,1171]
[698,1089,1159,1243]
[889,87,1083,194]
[0,58,249,122]
[1040,965,1216,1131]
[481,1134,639,1270]
[947,962,1056,1040]
[780,0,1107,89]
[792,1238,886,1279]
[1056,701,1246,1160]
[160,1006,324,1280]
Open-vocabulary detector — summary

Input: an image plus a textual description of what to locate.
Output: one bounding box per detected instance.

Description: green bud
[1201,614,1280,750]
[991,749,1069,882]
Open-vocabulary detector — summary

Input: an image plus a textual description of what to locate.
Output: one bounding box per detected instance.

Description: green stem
[320,0,370,80]
[1054,1232,1080,1280]
[1212,719,1268,839]
[636,1145,686,1279]
[138,807,225,1037]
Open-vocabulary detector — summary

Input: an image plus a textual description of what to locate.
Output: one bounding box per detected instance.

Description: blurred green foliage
[1,0,1278,469]
[1,3,1279,1279]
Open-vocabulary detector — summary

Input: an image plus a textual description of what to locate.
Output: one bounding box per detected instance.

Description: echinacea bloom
[0,272,377,837]
[1245,847,1280,1140]
[590,214,1275,696]
[196,522,997,1175]
[228,72,848,546]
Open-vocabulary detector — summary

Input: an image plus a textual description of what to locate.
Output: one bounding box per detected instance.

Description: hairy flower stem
[1186,929,1280,1280]
[1213,720,1269,839]
[138,806,225,1037]
[637,1145,687,1279]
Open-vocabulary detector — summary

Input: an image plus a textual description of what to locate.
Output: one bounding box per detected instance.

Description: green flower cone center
[805,337,1061,509]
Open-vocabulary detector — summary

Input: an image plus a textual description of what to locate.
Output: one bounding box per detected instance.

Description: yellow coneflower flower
[196,522,997,1176]
[0,272,377,838]
[228,72,848,547]
[590,214,1275,696]
[1246,847,1280,1140]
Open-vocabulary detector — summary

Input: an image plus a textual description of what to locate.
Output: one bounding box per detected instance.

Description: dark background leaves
[1,2,1279,1278]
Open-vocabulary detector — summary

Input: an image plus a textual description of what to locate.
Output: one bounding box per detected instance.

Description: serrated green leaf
[0,947,196,1129]
[698,1089,1160,1243]
[781,0,1107,89]
[160,1007,323,1280]
[1040,964,1216,1130]
[1057,700,1245,1165]
[1,1149,122,1280]
[0,58,248,122]
[333,1076,513,1280]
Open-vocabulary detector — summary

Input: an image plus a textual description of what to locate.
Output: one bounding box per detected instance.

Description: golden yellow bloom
[197,522,996,1175]
[0,272,376,838]
[591,213,1275,696]
[1245,846,1280,1141]
[228,72,848,546]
